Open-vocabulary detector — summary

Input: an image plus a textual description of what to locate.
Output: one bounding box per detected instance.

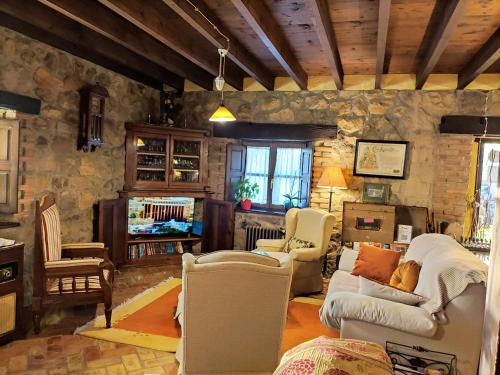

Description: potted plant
[283,193,299,211]
[283,174,300,211]
[234,179,259,211]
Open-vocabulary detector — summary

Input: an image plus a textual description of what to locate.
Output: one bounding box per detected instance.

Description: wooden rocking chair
[32,193,115,334]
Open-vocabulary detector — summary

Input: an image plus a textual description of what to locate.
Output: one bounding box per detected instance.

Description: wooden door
[202,199,235,253]
[99,198,127,266]
[0,120,19,213]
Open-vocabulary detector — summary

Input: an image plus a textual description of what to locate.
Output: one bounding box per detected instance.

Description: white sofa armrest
[320,291,437,337]
[289,247,322,262]
[255,238,286,252]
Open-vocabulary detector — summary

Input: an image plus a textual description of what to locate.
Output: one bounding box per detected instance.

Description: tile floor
[0,265,181,374]
[1,264,327,374]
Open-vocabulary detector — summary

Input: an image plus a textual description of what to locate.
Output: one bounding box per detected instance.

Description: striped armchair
[32,193,114,334]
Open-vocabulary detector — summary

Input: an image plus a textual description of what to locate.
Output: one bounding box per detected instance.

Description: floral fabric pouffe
[274,336,393,375]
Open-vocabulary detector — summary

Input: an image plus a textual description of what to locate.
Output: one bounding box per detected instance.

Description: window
[473,140,500,241]
[0,120,19,213]
[225,142,312,210]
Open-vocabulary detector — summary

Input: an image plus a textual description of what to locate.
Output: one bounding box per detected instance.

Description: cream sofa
[176,251,292,375]
[255,208,335,297]
[320,234,487,375]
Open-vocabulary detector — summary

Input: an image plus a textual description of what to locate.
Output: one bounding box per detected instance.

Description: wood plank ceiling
[0,0,498,91]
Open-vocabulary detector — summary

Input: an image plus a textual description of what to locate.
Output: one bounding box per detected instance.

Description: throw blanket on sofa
[414,245,488,314]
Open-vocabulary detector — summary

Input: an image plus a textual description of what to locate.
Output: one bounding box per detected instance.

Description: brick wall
[432,134,475,224]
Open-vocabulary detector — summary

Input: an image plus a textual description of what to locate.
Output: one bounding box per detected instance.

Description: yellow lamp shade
[209,104,236,122]
[317,167,348,190]
[136,137,145,147]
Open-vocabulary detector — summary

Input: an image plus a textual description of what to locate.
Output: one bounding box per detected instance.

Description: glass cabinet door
[136,137,167,183]
[170,138,201,185]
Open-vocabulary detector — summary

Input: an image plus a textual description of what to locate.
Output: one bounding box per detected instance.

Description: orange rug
[77,278,339,352]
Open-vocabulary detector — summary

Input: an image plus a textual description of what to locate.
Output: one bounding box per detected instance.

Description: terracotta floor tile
[48,368,68,375]
[106,364,127,375]
[121,354,141,371]
[66,353,85,372]
[0,367,7,375]
[8,355,28,373]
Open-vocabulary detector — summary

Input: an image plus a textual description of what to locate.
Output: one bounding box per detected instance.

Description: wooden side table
[0,243,24,345]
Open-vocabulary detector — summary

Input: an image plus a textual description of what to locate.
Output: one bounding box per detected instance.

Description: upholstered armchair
[255,208,335,297]
[176,251,292,375]
[32,193,114,334]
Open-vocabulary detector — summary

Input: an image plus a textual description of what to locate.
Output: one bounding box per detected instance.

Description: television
[128,197,195,236]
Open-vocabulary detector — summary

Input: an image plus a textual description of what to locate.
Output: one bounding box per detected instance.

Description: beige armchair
[176,251,292,375]
[255,208,335,297]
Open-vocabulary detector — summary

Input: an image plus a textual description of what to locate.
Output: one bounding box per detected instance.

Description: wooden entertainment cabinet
[99,123,212,267]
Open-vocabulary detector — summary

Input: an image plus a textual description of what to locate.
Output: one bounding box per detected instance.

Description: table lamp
[317,166,348,212]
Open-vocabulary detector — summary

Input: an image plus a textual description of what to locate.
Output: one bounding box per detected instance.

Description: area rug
[77,278,339,353]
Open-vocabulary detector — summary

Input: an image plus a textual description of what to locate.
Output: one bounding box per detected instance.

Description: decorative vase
[241,199,252,211]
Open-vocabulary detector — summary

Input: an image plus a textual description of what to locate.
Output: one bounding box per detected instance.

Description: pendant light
[184,0,236,122]
[209,49,236,122]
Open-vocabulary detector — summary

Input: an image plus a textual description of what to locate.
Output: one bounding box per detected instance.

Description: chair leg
[32,297,42,334]
[104,305,112,329]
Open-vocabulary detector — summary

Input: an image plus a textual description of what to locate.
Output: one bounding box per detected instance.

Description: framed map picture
[353,140,409,179]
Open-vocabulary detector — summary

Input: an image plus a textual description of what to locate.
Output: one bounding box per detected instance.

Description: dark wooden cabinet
[124,123,209,192]
[0,243,24,345]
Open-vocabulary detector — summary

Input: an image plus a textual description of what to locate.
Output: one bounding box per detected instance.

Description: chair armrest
[62,242,105,249]
[45,258,102,268]
[61,244,109,259]
[255,238,286,252]
[289,247,322,262]
[45,262,100,278]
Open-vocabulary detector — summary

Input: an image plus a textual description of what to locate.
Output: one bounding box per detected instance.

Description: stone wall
[0,26,159,301]
[181,89,499,244]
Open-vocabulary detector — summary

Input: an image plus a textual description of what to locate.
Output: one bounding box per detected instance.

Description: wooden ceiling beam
[163,0,274,90]
[0,0,183,90]
[458,28,500,89]
[416,0,468,89]
[38,0,213,90]
[310,0,343,90]
[230,0,307,90]
[375,0,391,89]
[98,0,244,90]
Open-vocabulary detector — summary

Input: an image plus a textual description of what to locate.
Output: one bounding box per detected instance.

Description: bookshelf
[99,123,212,268]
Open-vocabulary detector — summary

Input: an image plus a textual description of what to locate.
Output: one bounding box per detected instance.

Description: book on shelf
[128,240,187,259]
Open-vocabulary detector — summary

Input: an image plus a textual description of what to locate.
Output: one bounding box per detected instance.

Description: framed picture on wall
[362,183,390,204]
[353,140,409,179]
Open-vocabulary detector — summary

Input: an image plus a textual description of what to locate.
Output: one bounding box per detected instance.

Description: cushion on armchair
[284,236,314,253]
[41,204,62,262]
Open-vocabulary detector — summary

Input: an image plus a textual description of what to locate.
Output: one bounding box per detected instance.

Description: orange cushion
[390,260,420,292]
[352,244,401,284]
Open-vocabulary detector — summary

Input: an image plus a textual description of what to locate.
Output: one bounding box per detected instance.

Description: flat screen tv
[128,197,195,236]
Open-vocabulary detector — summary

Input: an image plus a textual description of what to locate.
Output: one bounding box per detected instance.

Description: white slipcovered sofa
[320,234,488,375]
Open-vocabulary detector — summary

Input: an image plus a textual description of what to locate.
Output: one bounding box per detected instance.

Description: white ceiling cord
[185,0,230,94]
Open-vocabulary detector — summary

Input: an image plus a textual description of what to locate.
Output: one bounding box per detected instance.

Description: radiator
[245,225,284,251]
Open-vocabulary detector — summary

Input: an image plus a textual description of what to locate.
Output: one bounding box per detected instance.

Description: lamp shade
[317,167,348,189]
[209,104,236,122]
[136,137,145,147]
